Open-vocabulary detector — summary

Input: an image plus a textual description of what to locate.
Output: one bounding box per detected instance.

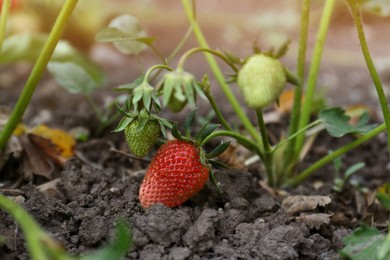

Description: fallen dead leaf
[296,213,331,230]
[29,124,75,159]
[218,140,248,170]
[281,195,331,216]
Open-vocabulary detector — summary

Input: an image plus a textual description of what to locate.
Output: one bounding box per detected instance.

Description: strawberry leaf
[319,107,377,138]
[340,224,389,260]
[47,61,106,95]
[361,0,390,17]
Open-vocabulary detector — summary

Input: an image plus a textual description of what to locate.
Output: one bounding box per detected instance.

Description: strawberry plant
[102,0,385,192]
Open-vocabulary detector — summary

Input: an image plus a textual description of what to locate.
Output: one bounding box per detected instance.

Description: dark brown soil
[0,126,389,259]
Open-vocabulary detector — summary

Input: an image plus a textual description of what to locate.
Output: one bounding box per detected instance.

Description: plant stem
[287,123,386,187]
[180,0,263,149]
[167,24,194,62]
[177,47,239,72]
[202,130,261,156]
[0,0,11,55]
[284,0,311,169]
[204,90,233,131]
[144,64,172,83]
[274,119,321,152]
[256,108,274,187]
[294,0,335,159]
[0,0,79,150]
[348,3,390,156]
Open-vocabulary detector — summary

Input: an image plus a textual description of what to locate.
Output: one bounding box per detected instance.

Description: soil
[1,1,390,259]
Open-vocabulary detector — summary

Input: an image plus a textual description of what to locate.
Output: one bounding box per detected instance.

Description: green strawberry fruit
[237,54,286,109]
[125,119,160,157]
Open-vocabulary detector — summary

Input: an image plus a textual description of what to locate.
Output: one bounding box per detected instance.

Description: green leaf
[47,62,105,94]
[340,224,388,260]
[208,169,222,193]
[319,107,377,138]
[79,220,132,260]
[0,34,106,94]
[209,159,230,169]
[206,141,231,159]
[95,15,152,55]
[195,123,219,143]
[0,34,47,64]
[345,162,365,178]
[171,124,185,141]
[376,183,390,211]
[361,0,390,17]
[113,117,134,132]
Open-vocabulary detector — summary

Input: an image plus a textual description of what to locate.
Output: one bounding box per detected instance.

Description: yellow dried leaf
[275,89,303,114]
[29,124,75,158]
[12,123,27,136]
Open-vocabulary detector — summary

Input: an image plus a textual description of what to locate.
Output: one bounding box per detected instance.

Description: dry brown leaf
[275,89,304,114]
[282,195,332,216]
[296,213,331,230]
[29,124,75,159]
[19,135,56,180]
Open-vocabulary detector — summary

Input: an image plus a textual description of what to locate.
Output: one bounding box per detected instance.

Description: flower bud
[237,54,286,109]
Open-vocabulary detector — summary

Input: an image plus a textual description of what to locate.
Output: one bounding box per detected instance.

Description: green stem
[202,130,262,157]
[180,0,263,148]
[256,108,274,187]
[0,0,11,54]
[294,0,335,158]
[284,0,311,168]
[167,24,194,62]
[177,47,239,72]
[348,2,390,156]
[287,123,386,187]
[0,0,79,150]
[274,119,321,152]
[143,64,172,83]
[204,89,233,131]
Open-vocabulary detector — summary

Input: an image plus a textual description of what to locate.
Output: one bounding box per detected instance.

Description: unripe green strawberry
[167,96,187,112]
[237,54,286,109]
[139,139,210,208]
[125,119,160,157]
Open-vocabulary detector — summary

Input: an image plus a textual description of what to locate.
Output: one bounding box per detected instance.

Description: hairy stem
[177,47,239,72]
[294,0,335,159]
[284,0,311,171]
[256,108,274,187]
[347,2,390,156]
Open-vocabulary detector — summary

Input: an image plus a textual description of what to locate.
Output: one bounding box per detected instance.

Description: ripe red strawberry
[139,139,209,208]
[139,110,230,208]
